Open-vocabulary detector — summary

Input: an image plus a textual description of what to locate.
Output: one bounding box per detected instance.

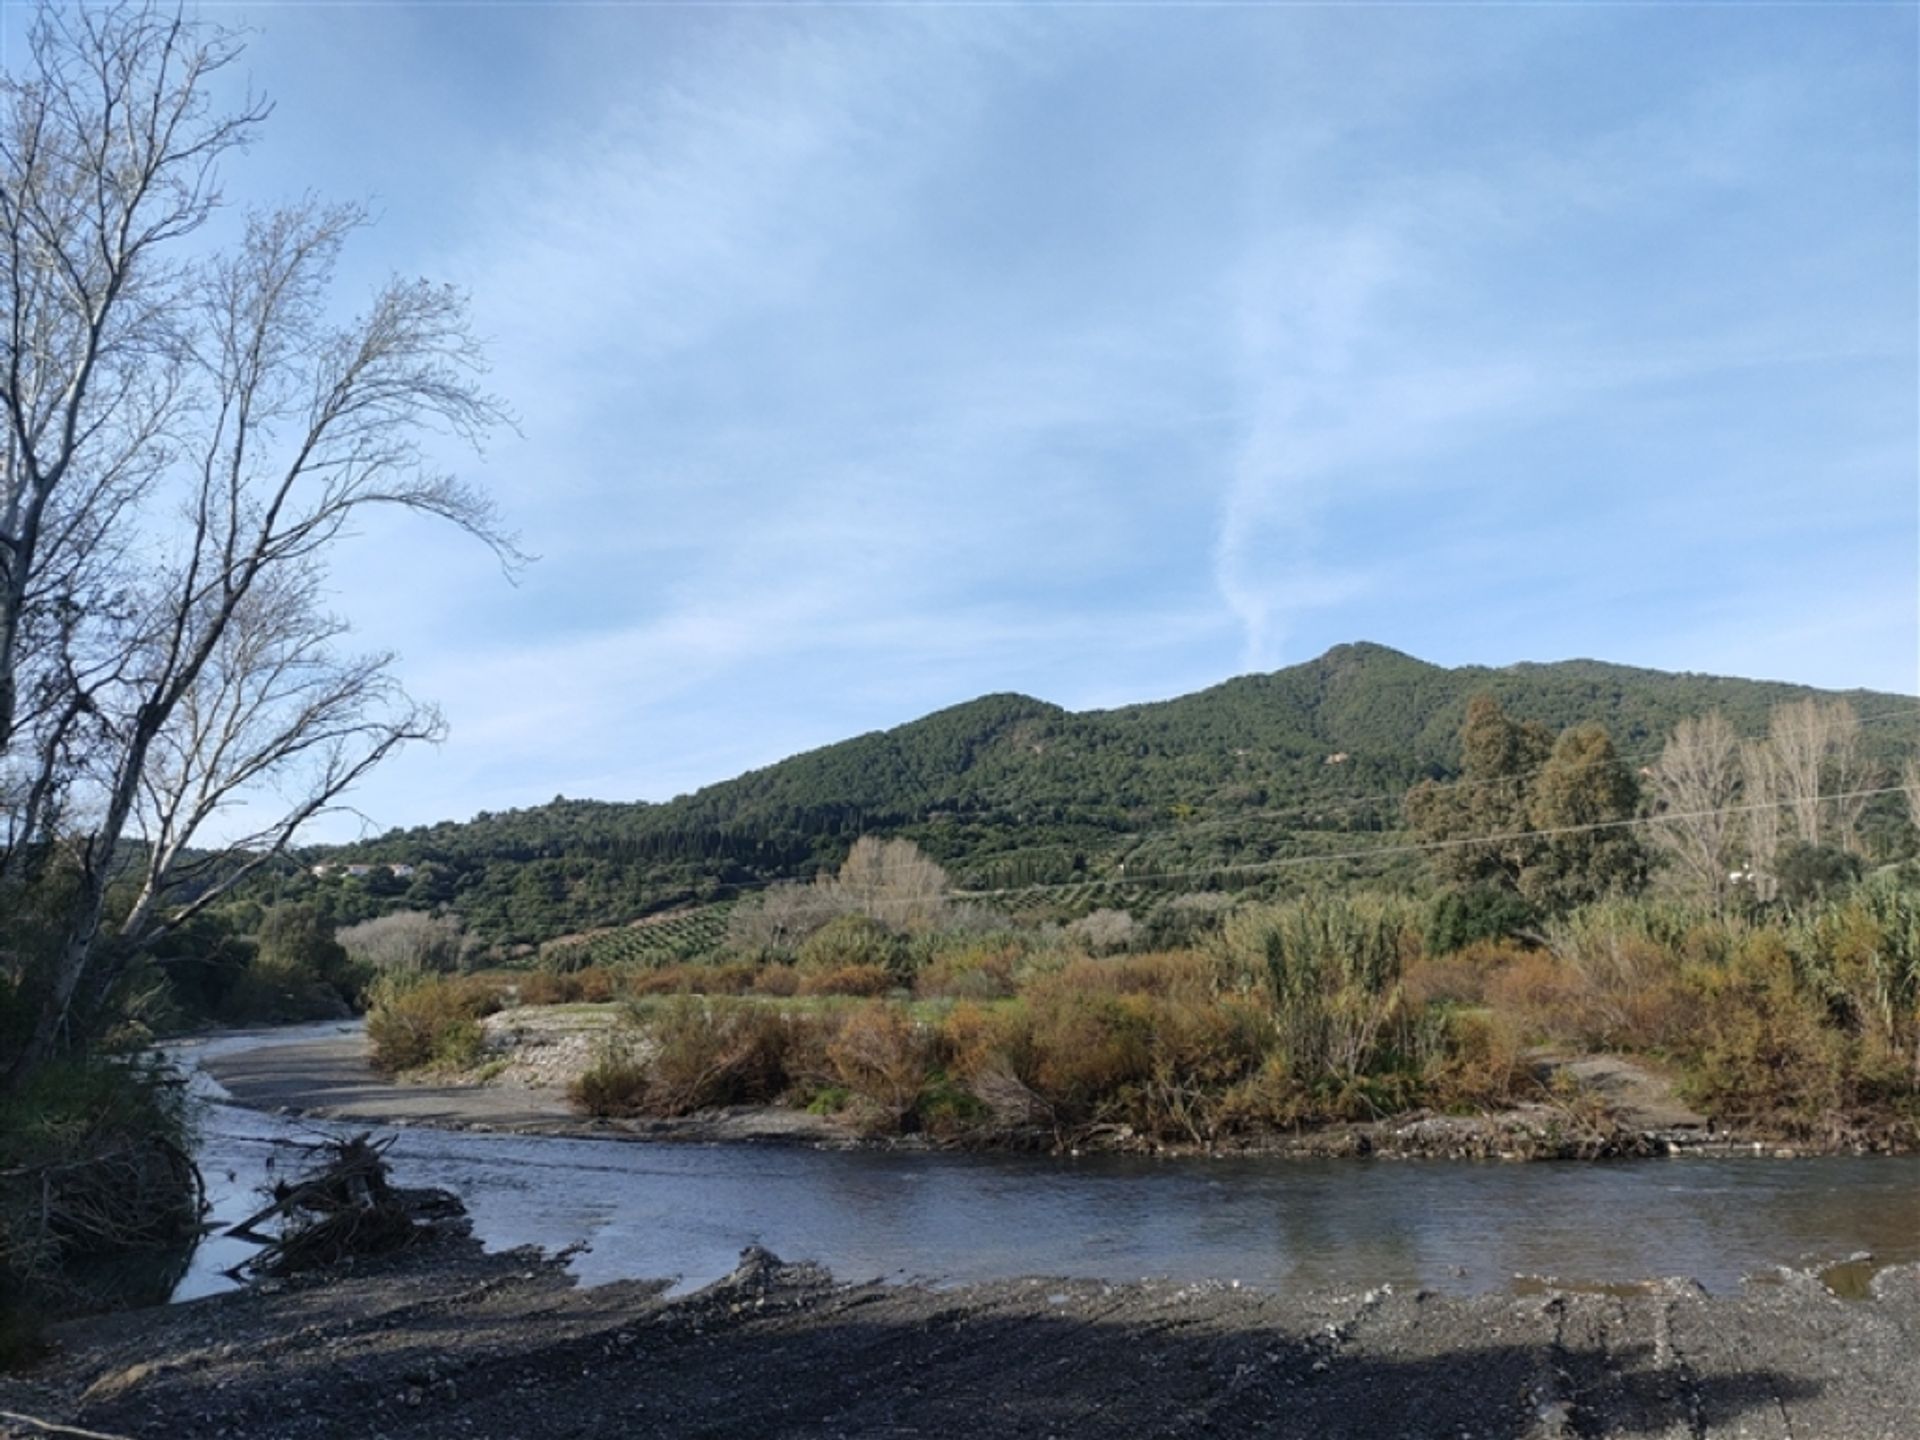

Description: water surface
[175,1024,1920,1303]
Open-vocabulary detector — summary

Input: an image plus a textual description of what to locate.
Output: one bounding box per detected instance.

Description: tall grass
[1215,895,1418,1080]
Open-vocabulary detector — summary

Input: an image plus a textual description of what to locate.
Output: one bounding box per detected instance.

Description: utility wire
[946,784,1908,900]
[933,701,1920,876]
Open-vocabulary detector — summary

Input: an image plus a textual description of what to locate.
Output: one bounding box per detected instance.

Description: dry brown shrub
[1020,988,1156,1119]
[515,970,569,1007]
[779,1009,843,1093]
[1484,952,1586,1043]
[826,1003,934,1132]
[1679,931,1852,1133]
[1062,950,1218,999]
[1424,1009,1529,1109]
[797,963,895,997]
[1403,939,1528,1009]
[1214,1055,1310,1131]
[914,942,1018,1001]
[752,963,801,997]
[644,999,792,1115]
[937,1001,1005,1079]
[572,967,618,1003]
[625,963,757,997]
[568,1041,650,1117]
[938,957,1271,1142]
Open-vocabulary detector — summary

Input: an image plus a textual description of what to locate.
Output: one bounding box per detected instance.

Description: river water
[174,1025,1920,1304]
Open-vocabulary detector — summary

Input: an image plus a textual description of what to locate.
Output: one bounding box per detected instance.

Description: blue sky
[56,1,1918,836]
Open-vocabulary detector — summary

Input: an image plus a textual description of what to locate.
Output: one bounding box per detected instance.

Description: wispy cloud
[209,1,1912,837]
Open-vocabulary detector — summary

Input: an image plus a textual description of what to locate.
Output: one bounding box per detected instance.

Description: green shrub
[1426,888,1536,955]
[1,1058,200,1348]
[569,1038,652,1117]
[364,973,500,1073]
[1215,895,1418,1079]
[798,914,904,977]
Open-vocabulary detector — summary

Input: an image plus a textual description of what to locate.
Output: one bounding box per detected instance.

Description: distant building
[311,860,415,880]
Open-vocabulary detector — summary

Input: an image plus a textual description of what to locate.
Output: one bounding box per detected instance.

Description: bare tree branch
[0,4,514,1086]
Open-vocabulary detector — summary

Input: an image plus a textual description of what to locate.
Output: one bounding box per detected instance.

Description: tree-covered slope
[286,644,1915,945]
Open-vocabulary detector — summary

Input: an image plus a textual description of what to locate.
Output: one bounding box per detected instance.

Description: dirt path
[5,1240,1917,1439]
[1546,1054,1710,1132]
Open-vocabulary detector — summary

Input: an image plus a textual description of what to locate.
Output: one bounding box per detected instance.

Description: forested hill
[299,643,1915,945]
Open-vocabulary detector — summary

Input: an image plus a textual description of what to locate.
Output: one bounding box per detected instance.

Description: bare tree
[1765,698,1864,851]
[1767,700,1828,846]
[725,880,842,952]
[118,567,442,948]
[337,910,467,976]
[833,836,950,931]
[1825,703,1870,853]
[1741,738,1782,902]
[0,5,516,1085]
[1646,711,1743,903]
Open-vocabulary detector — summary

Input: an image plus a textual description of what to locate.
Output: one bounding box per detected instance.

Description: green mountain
[290,643,1917,946]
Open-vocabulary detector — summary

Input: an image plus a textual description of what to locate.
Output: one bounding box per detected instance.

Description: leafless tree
[337,910,467,976]
[1765,698,1864,851]
[119,567,443,948]
[1824,703,1870,853]
[833,835,950,931]
[0,5,516,1085]
[1646,712,1743,903]
[726,880,843,951]
[1067,907,1136,955]
[1740,738,1782,902]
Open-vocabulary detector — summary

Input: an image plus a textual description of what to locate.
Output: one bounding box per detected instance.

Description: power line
[947,784,1909,902]
[941,701,1920,877]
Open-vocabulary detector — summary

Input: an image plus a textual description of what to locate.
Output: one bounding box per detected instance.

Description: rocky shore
[5,1233,1918,1439]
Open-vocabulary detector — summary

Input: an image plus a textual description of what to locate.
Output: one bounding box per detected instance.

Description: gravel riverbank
[4,1027,1915,1438]
[6,1236,1918,1439]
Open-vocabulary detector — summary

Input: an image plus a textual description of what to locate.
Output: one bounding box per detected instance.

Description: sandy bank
[197,1024,847,1146]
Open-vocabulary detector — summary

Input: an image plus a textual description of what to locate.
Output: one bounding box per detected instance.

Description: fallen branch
[0,1409,137,1440]
[228,1133,461,1278]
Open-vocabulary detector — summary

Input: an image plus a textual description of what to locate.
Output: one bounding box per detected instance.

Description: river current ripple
[174,1023,1920,1303]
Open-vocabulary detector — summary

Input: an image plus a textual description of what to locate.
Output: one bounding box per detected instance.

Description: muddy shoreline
[193,1023,1903,1162]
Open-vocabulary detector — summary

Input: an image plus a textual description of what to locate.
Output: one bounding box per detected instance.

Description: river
[174,1023,1920,1304]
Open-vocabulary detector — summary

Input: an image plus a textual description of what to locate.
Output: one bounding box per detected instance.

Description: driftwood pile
[226,1134,462,1279]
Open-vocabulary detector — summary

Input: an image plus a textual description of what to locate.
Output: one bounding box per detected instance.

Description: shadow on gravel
[590,1319,1821,1440]
[68,1297,1823,1439]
